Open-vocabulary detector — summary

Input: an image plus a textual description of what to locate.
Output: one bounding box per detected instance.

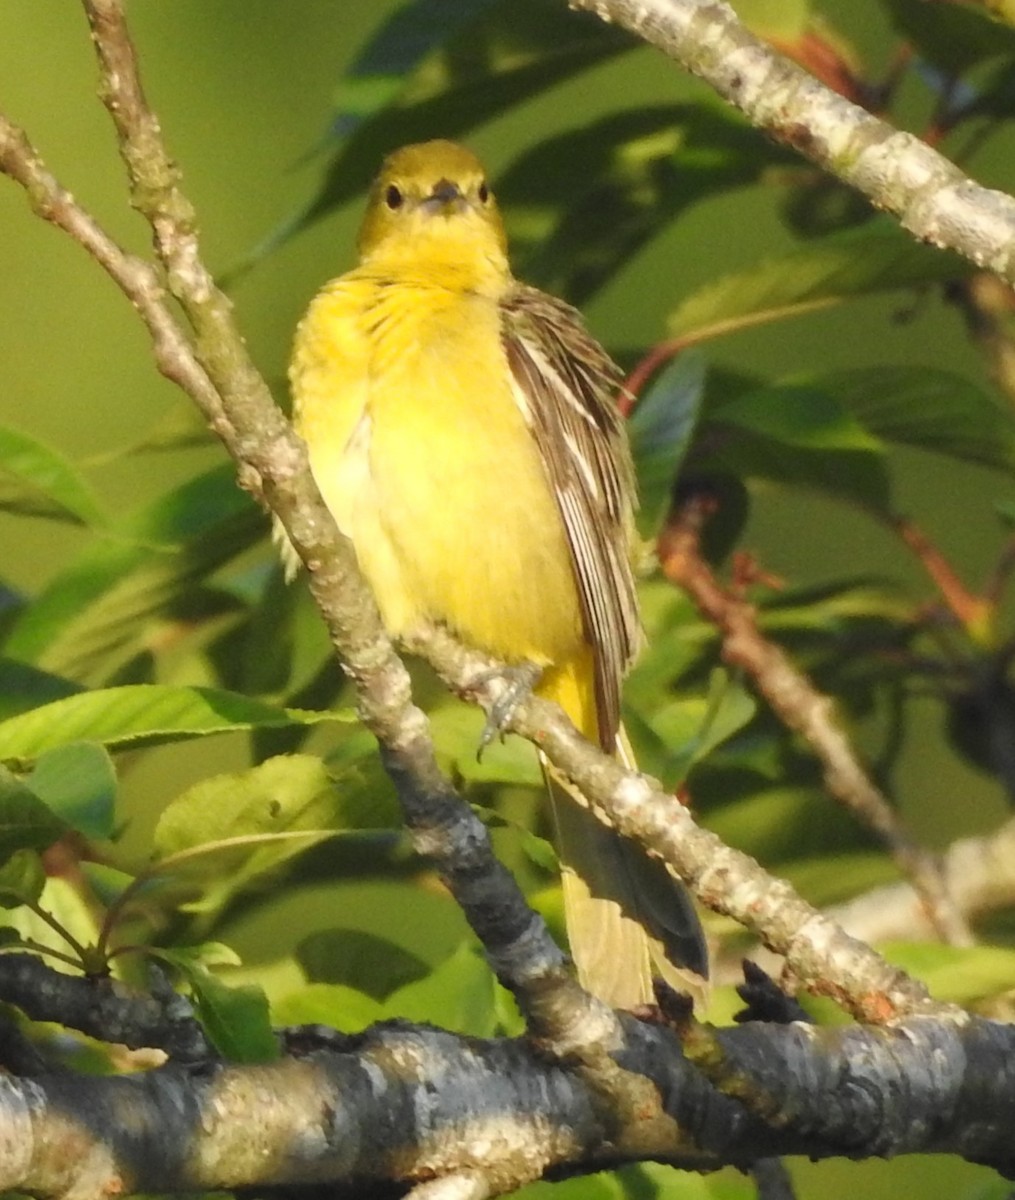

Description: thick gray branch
[1,1015,1013,1194]
[0,955,209,1063]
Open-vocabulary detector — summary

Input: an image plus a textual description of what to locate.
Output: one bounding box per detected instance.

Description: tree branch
[406,624,946,1024]
[656,494,974,950]
[0,954,209,1063]
[1,1013,1014,1194]
[568,0,1015,288]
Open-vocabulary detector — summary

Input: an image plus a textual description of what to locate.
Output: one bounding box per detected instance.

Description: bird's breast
[302,277,585,668]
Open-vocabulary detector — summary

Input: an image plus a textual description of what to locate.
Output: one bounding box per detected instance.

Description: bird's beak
[421,178,466,214]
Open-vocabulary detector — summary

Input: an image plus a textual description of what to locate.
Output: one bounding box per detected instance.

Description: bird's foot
[470,661,543,758]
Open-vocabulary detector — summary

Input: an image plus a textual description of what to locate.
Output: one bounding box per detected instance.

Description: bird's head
[357,140,509,277]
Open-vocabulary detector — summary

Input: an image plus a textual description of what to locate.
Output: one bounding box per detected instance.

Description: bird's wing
[501,284,641,749]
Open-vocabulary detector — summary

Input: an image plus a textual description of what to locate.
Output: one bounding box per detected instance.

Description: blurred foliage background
[4,1,1015,1197]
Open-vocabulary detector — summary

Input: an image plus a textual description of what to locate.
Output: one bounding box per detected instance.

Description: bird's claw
[472,662,543,759]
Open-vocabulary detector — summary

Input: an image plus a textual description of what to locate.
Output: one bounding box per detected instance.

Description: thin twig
[894,518,993,638]
[658,494,975,949]
[407,625,951,1022]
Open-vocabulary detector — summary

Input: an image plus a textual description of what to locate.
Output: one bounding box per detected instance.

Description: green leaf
[711,386,884,453]
[629,351,707,536]
[0,684,345,760]
[803,366,1015,475]
[6,464,265,684]
[0,766,66,860]
[667,224,972,346]
[783,852,895,906]
[428,701,542,789]
[28,742,117,840]
[966,59,1015,121]
[504,103,792,304]
[0,848,46,909]
[156,952,278,1063]
[883,0,1015,72]
[150,755,385,920]
[882,942,1015,1005]
[296,929,430,999]
[121,398,215,455]
[757,578,916,635]
[385,940,501,1035]
[700,386,892,515]
[217,565,334,703]
[706,786,867,865]
[154,754,349,859]
[644,670,756,784]
[735,0,811,37]
[0,659,82,722]
[0,425,106,527]
[80,861,134,908]
[273,982,383,1032]
[6,874,101,964]
[152,941,242,971]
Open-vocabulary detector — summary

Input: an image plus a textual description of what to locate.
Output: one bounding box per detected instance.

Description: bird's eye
[477,181,489,204]
[385,184,403,210]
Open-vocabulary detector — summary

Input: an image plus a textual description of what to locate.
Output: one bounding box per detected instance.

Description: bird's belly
[357,331,584,669]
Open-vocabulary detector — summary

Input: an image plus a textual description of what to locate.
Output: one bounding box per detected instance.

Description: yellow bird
[289,139,707,1009]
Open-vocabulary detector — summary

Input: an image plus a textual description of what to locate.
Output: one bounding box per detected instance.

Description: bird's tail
[539,661,709,1010]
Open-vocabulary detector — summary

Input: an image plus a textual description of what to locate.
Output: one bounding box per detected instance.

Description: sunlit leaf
[883,942,1015,1005]
[429,702,542,789]
[0,684,347,760]
[150,754,393,921]
[154,754,352,859]
[6,875,100,965]
[667,224,971,346]
[384,940,501,1035]
[735,0,811,37]
[272,982,383,1032]
[641,670,756,784]
[0,425,106,527]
